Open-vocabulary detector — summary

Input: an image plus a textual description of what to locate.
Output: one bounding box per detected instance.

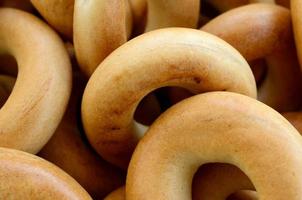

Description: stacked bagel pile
[0,0,302,199]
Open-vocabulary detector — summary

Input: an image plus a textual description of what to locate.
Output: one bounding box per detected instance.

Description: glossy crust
[0,147,91,199]
[201,4,302,112]
[74,0,128,76]
[291,0,302,69]
[82,28,256,169]
[0,8,71,153]
[126,92,302,199]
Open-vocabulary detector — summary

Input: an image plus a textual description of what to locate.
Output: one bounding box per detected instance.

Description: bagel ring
[73,0,130,76]
[126,92,302,199]
[0,147,91,199]
[0,8,71,153]
[82,28,256,169]
[30,0,74,39]
[201,4,302,112]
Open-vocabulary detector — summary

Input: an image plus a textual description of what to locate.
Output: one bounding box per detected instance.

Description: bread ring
[39,71,125,199]
[291,0,302,69]
[30,0,74,39]
[0,8,71,153]
[201,4,302,112]
[228,191,258,200]
[74,0,129,76]
[0,147,91,199]
[126,91,302,199]
[82,28,256,168]
[192,164,254,200]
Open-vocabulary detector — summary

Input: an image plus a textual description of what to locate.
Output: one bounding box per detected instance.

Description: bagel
[30,0,74,39]
[201,4,302,112]
[0,8,71,153]
[73,0,129,76]
[39,71,125,199]
[126,92,302,199]
[81,28,256,169]
[291,0,302,69]
[0,147,91,199]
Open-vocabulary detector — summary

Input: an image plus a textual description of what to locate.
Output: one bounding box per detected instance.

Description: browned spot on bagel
[193,77,202,84]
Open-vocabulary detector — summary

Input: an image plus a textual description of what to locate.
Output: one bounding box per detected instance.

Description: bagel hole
[0,54,17,108]
[134,87,194,127]
[249,59,268,88]
[192,163,255,200]
[0,54,18,76]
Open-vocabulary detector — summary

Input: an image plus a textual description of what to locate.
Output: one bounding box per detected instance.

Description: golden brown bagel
[39,71,125,199]
[192,164,254,200]
[126,92,302,199]
[82,28,256,169]
[201,4,302,112]
[0,147,91,199]
[73,0,129,76]
[0,8,71,153]
[30,0,74,39]
[292,0,302,69]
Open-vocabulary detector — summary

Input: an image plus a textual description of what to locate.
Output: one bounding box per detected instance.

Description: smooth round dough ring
[126,92,302,199]
[0,8,71,153]
[82,28,256,169]
[73,0,129,76]
[201,4,302,112]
